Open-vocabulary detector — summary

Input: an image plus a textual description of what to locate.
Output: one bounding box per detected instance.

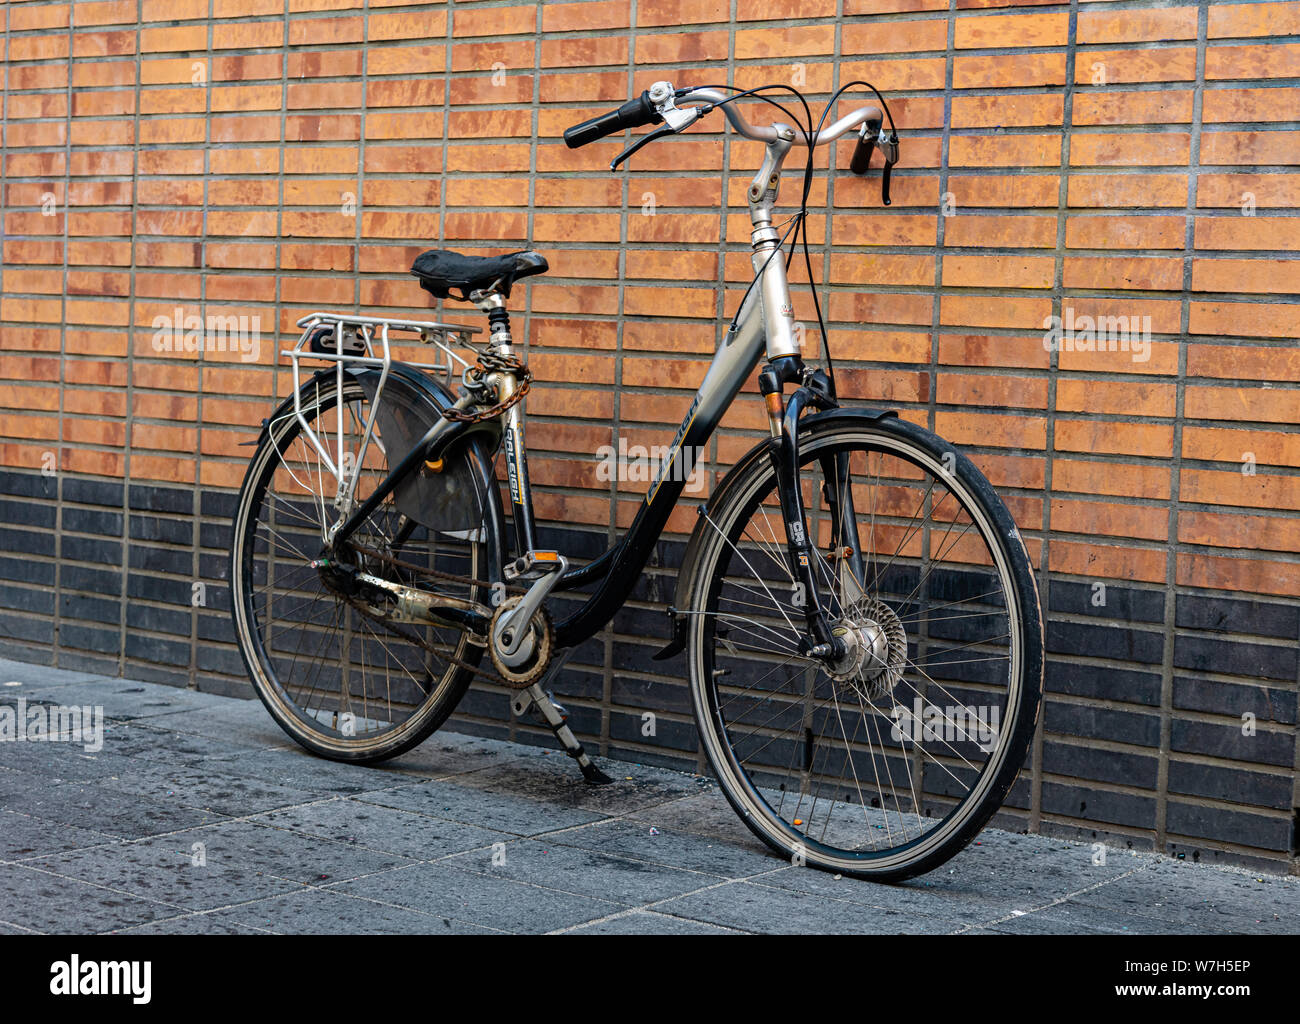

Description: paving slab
[546,816,787,879]
[114,913,270,936]
[4,777,227,838]
[0,809,116,861]
[3,678,222,722]
[0,730,165,783]
[563,909,739,935]
[329,861,625,934]
[143,888,499,936]
[246,799,512,860]
[129,701,293,747]
[444,837,728,905]
[356,777,610,836]
[94,761,334,817]
[0,660,113,689]
[380,731,567,778]
[654,879,948,934]
[1069,859,1300,934]
[0,861,181,934]
[981,900,1206,935]
[195,746,417,796]
[28,831,306,912]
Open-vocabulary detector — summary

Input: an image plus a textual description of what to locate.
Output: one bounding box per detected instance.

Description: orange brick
[1209,2,1300,37]
[1070,133,1191,167]
[1207,44,1300,81]
[1073,90,1195,126]
[1192,258,1300,295]
[1067,173,1188,209]
[1203,87,1300,123]
[1075,48,1197,85]
[955,12,1068,48]
[1078,7,1198,44]
[1195,216,1300,252]
[1066,216,1186,250]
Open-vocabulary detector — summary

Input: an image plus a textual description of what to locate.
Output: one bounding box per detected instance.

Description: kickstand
[512,671,613,785]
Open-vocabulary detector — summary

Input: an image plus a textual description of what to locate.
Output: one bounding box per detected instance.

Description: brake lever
[609,124,675,171]
[878,131,899,207]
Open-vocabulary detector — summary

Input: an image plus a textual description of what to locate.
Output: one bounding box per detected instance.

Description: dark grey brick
[1044,700,1161,747]
[1174,633,1297,683]
[1048,580,1165,622]
[1173,675,1296,724]
[1041,781,1156,831]
[1176,592,1299,640]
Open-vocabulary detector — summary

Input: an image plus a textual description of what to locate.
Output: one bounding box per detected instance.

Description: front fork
[759,357,865,660]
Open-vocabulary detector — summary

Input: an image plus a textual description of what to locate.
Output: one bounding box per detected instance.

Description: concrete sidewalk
[0,657,1296,935]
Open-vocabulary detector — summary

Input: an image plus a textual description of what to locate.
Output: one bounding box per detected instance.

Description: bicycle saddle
[411,249,549,302]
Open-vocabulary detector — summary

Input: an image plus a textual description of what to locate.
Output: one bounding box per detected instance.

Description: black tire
[686,413,1043,881]
[230,374,499,764]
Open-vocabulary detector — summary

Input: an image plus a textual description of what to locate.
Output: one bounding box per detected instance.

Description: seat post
[472,290,513,350]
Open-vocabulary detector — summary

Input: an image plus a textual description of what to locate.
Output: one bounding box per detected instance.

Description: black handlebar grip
[849,133,875,175]
[564,91,660,149]
[849,118,880,175]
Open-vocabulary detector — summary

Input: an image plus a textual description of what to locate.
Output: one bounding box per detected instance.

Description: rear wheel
[230,374,500,763]
[686,415,1042,881]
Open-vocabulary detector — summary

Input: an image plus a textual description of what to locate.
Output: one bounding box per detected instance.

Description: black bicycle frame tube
[502,402,539,558]
[330,286,801,652]
[773,386,837,650]
[550,289,770,648]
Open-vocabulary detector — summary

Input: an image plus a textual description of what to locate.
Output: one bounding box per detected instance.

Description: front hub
[824,597,907,700]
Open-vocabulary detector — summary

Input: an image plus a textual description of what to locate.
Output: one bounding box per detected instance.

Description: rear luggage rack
[283,312,482,521]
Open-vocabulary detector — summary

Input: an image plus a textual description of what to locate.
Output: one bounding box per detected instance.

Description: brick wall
[0,0,1297,873]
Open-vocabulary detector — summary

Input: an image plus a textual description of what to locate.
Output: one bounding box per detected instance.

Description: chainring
[488,597,555,689]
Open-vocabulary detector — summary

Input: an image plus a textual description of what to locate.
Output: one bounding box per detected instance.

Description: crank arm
[496,551,567,656]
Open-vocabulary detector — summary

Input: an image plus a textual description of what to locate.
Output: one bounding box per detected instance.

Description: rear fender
[259,365,505,548]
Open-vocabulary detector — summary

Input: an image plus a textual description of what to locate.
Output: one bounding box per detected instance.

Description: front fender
[653,406,897,661]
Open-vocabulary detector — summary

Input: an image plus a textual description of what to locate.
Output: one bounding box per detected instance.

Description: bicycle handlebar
[562,83,897,201]
[562,86,882,150]
[563,91,661,148]
[676,87,881,148]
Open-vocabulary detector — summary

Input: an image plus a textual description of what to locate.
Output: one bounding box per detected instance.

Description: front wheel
[686,414,1043,882]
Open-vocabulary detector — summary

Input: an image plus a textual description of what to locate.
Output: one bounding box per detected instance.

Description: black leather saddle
[411,249,549,302]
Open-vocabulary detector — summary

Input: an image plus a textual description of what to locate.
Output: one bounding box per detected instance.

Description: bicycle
[229,80,1044,881]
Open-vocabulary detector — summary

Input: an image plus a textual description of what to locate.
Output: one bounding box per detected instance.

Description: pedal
[505,549,563,581]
